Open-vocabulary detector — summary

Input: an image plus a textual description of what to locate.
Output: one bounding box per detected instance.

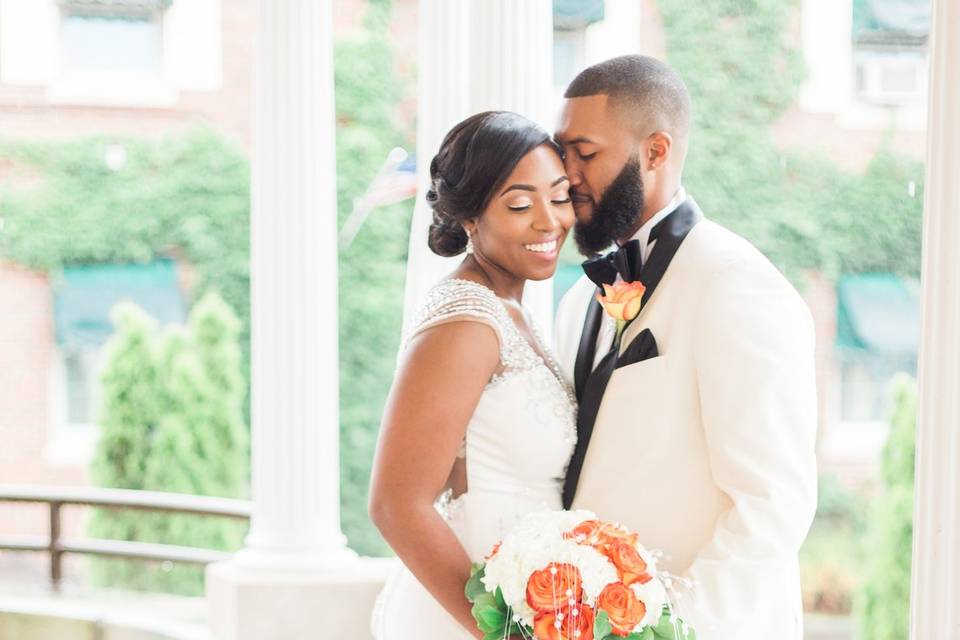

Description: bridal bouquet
[466,510,695,640]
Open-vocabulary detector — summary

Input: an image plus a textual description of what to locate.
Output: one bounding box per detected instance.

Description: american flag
[339,147,418,248]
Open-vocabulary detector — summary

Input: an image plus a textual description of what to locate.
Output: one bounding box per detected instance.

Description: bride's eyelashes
[507,196,573,211]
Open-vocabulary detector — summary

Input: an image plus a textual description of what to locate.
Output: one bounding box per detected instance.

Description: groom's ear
[644,131,673,171]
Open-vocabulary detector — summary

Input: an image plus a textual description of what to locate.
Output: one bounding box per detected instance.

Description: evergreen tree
[87,303,161,590]
[88,294,248,595]
[188,292,248,499]
[859,375,916,640]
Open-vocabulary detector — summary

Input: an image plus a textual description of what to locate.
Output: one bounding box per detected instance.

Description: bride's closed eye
[507,199,534,211]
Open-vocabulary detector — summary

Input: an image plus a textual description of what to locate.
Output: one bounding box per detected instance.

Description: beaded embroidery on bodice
[405,279,576,405]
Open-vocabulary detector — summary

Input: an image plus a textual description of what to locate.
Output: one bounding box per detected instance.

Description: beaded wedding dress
[371,279,578,639]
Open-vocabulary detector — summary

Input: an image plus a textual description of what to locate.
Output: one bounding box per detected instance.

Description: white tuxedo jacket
[555,216,818,640]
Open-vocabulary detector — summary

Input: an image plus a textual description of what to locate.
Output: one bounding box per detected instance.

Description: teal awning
[554,0,605,29]
[54,260,186,349]
[836,273,919,356]
[853,0,929,41]
[59,0,172,8]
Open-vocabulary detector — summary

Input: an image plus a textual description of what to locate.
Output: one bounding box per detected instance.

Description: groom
[554,55,818,639]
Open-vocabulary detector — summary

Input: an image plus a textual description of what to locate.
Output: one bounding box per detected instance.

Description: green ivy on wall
[659,0,924,283]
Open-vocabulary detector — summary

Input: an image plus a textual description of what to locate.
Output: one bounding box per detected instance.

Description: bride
[368,111,578,639]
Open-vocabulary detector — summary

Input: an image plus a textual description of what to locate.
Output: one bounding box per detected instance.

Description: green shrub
[87,293,248,595]
[858,375,916,639]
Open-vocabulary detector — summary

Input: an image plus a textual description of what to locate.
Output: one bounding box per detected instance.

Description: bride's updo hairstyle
[426,111,560,257]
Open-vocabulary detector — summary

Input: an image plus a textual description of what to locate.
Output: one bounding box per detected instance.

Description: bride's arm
[369,319,501,638]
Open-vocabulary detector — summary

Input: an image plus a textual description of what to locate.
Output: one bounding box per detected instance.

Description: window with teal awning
[835,273,919,422]
[853,0,929,36]
[836,272,919,356]
[53,259,187,349]
[554,0,605,29]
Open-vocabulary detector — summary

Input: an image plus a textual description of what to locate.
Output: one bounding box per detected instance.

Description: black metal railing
[0,485,252,588]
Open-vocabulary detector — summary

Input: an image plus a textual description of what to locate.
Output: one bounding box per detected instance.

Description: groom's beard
[573,156,645,256]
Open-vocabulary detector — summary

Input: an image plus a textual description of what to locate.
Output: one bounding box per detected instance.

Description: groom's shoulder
[685,218,781,280]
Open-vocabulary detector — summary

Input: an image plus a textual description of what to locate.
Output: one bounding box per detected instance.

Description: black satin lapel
[563,346,618,509]
[639,198,704,307]
[574,296,603,401]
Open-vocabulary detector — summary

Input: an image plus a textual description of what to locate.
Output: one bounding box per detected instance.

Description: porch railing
[0,485,252,589]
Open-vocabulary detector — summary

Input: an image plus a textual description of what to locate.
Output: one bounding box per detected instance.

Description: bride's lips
[523,237,561,261]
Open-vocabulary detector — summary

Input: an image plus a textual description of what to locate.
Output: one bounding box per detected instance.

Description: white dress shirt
[593,186,687,369]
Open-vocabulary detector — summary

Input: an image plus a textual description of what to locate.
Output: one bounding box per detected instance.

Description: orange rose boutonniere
[596,281,646,340]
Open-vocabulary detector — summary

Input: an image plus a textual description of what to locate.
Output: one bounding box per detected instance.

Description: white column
[240,0,351,572]
[909,0,960,637]
[206,1,391,637]
[403,0,557,338]
[402,0,470,330]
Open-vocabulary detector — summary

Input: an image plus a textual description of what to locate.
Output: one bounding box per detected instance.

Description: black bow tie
[581,239,642,287]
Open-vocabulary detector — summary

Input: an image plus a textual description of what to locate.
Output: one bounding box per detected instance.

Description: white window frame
[44,345,102,468]
[853,47,927,107]
[48,1,176,107]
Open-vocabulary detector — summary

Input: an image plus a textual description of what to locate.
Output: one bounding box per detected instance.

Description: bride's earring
[465,231,475,255]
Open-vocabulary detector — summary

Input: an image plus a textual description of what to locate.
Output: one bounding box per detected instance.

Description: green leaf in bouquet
[471,587,511,635]
[594,609,613,639]
[652,614,678,640]
[677,620,696,640]
[494,586,507,609]
[476,605,507,634]
[652,611,695,640]
[471,591,496,616]
[465,563,488,602]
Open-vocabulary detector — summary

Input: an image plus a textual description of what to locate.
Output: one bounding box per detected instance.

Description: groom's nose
[564,157,584,190]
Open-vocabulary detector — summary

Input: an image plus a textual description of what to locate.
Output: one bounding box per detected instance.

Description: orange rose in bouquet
[606,541,653,587]
[597,582,646,636]
[534,603,595,640]
[526,563,583,613]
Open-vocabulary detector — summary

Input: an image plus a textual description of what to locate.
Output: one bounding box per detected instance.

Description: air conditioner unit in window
[854,49,926,106]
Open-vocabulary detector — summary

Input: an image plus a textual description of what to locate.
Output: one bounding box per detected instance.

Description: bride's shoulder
[404,278,508,350]
[416,278,503,320]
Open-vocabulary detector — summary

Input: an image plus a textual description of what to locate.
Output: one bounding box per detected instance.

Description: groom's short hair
[565,55,691,141]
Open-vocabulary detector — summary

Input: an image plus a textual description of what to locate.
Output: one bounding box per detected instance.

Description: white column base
[232,544,358,573]
[206,557,397,640]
